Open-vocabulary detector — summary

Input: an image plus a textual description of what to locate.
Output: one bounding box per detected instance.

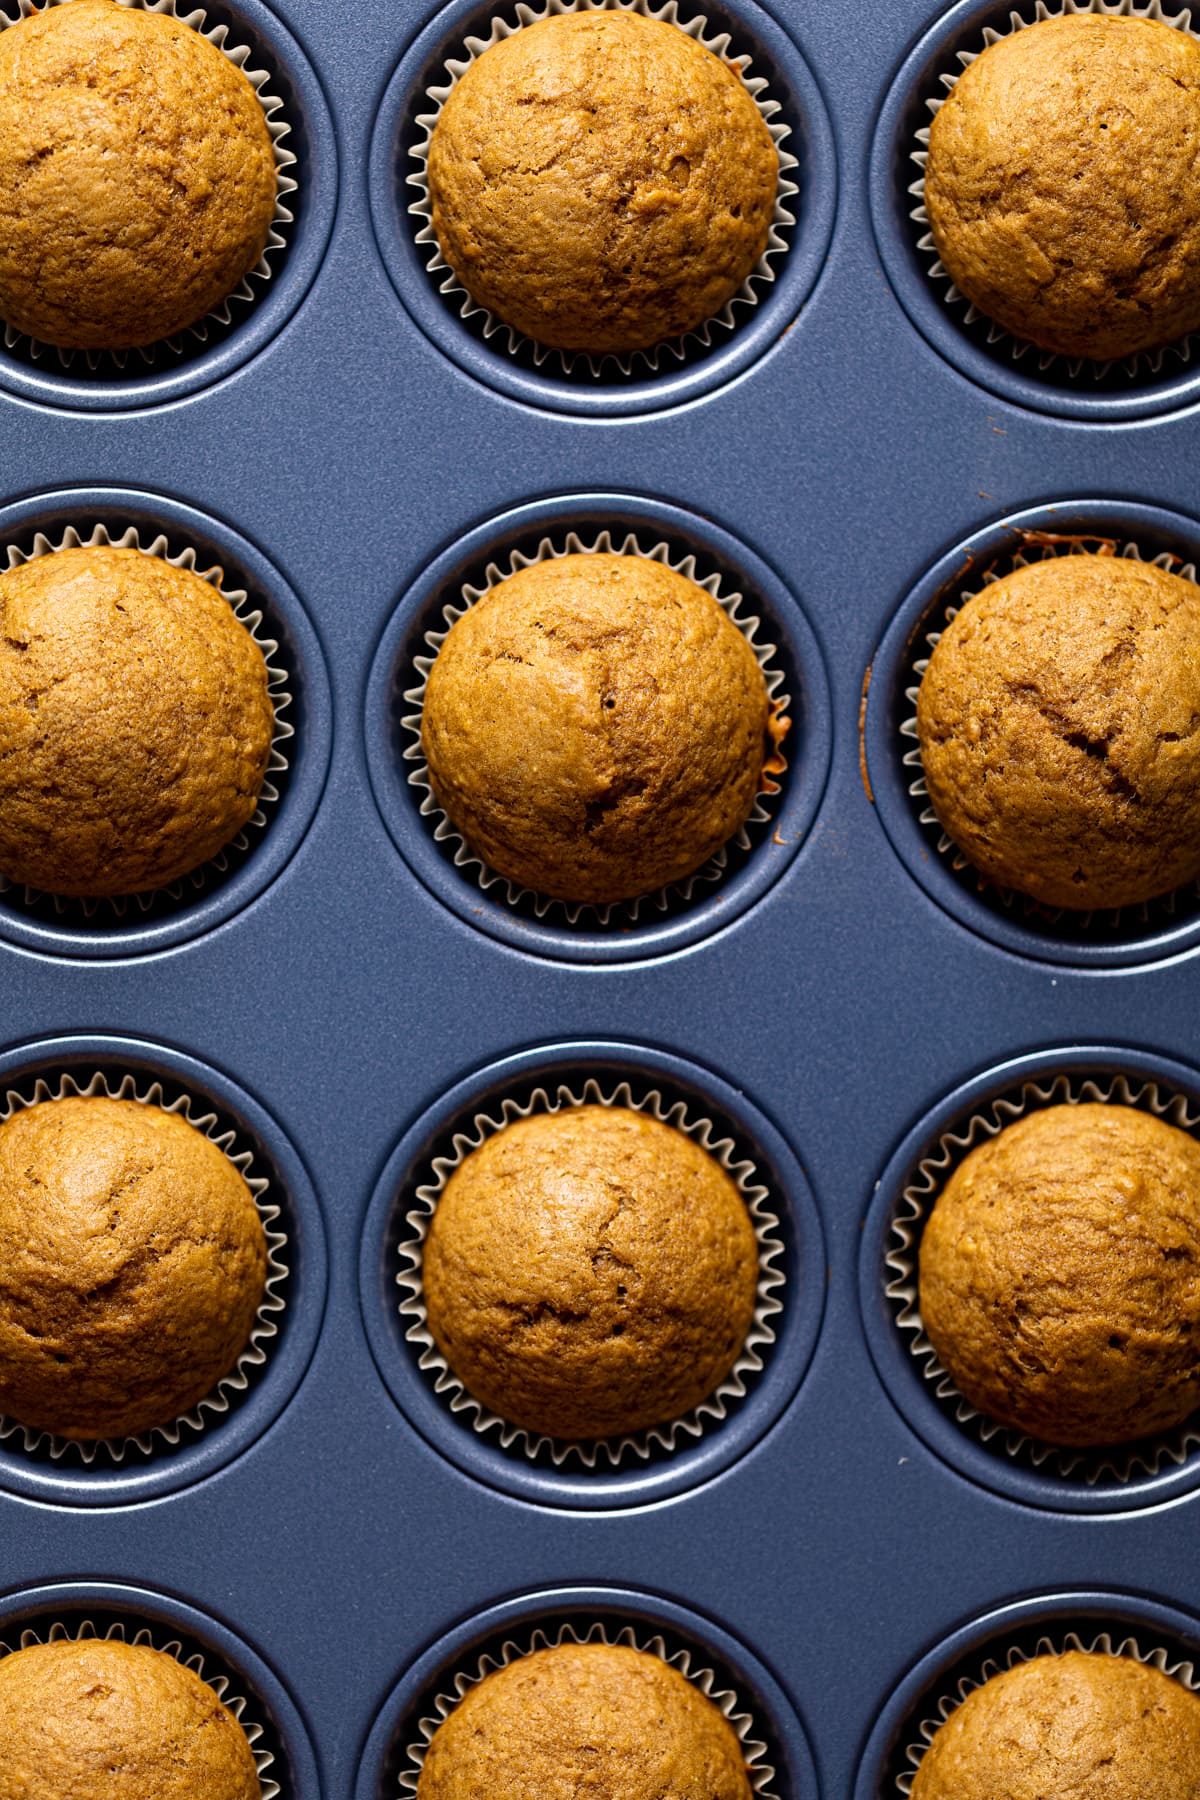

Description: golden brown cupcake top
[916,552,1200,912]
[420,552,771,906]
[426,10,777,355]
[418,1642,752,1800]
[0,1638,261,1800]
[422,1105,760,1442]
[0,0,277,350]
[918,1104,1200,1448]
[924,15,1200,362]
[0,544,274,899]
[0,1095,268,1441]
[911,1651,1200,1800]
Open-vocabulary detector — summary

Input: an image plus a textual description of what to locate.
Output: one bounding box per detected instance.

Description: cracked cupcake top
[418,1641,752,1800]
[915,551,1200,912]
[0,1638,261,1800]
[420,551,771,908]
[924,15,1200,363]
[911,1650,1200,1800]
[918,1103,1200,1449]
[421,1105,759,1443]
[0,544,274,900]
[425,9,777,356]
[0,0,277,352]
[0,1095,267,1441]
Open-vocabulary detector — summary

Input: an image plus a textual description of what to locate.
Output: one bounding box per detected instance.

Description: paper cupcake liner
[885,1068,1200,1485]
[899,532,1200,934]
[397,1074,786,1469]
[909,0,1200,384]
[0,519,293,924]
[398,1616,778,1798]
[407,0,798,381]
[0,0,297,375]
[898,1623,1200,1795]
[402,525,791,928]
[0,1614,279,1800]
[0,1068,289,1468]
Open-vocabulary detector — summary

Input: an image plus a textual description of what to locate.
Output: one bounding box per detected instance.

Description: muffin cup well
[0,0,297,376]
[897,1622,1200,1796]
[403,524,791,929]
[899,531,1200,938]
[0,519,293,925]
[0,1068,289,1468]
[0,1614,279,1800]
[398,1616,778,1799]
[886,1067,1200,1487]
[397,1073,786,1470]
[406,0,798,382]
[908,0,1200,386]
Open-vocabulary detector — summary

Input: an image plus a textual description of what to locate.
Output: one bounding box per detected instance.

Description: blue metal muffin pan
[6,0,1200,1793]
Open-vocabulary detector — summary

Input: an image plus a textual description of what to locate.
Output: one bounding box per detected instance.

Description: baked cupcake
[426,10,777,355]
[912,1651,1200,1800]
[422,1105,759,1442]
[420,552,772,906]
[924,15,1200,362]
[0,0,277,351]
[418,1642,752,1800]
[918,1104,1200,1448]
[0,544,274,899]
[0,1095,268,1441]
[915,553,1200,911]
[0,1638,261,1799]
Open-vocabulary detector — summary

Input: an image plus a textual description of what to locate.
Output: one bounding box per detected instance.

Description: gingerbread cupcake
[426,10,777,356]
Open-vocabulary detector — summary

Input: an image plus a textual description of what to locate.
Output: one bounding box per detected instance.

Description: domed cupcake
[918,1103,1200,1448]
[422,1105,760,1442]
[417,1641,752,1800]
[0,1094,268,1441]
[0,0,277,350]
[924,15,1200,362]
[0,1638,261,1799]
[912,1650,1200,1800]
[420,552,773,906]
[915,552,1200,911]
[0,544,275,899]
[426,10,777,355]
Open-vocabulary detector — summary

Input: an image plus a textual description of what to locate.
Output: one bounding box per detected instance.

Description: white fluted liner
[898,1624,1200,1795]
[0,520,293,921]
[0,1069,288,1467]
[397,1075,785,1469]
[909,0,1200,382]
[899,535,1200,930]
[402,525,790,927]
[399,1616,777,1798]
[408,0,798,379]
[0,1615,279,1800]
[886,1069,1200,1484]
[0,0,297,373]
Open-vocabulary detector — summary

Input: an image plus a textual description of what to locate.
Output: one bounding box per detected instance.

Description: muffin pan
[8,0,1200,1794]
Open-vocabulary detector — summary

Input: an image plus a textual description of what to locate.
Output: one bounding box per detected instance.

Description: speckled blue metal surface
[4,0,1200,1795]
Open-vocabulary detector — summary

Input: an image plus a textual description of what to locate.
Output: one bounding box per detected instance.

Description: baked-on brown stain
[0,1639,261,1800]
[0,0,276,350]
[916,553,1200,911]
[427,10,777,355]
[421,552,771,906]
[919,1104,1200,1448]
[423,1106,759,1442]
[0,545,274,898]
[0,1096,268,1441]
[925,15,1200,361]
[912,1651,1200,1800]
[417,1642,752,1800]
